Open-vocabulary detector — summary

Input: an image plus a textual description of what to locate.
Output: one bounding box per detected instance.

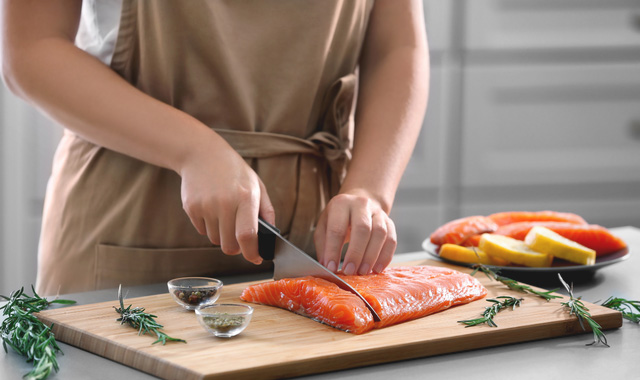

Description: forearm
[3,33,274,260]
[343,12,429,213]
[3,36,223,175]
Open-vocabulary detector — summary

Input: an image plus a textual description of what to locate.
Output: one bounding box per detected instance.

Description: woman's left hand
[314,190,397,275]
[313,0,428,276]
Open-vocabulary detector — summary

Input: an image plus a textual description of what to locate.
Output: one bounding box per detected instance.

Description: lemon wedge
[438,244,510,266]
[524,226,596,265]
[479,234,553,267]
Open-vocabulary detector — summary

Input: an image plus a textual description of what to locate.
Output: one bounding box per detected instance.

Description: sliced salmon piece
[461,234,483,247]
[240,266,487,334]
[430,216,498,246]
[241,276,374,334]
[495,221,627,256]
[487,211,587,227]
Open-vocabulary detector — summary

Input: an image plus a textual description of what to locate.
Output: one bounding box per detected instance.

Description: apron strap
[215,128,347,250]
[214,129,348,172]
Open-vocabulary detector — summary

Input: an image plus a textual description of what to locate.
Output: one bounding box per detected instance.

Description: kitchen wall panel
[460,63,640,187]
[392,0,640,257]
[423,0,454,52]
[464,0,640,51]
[0,86,62,295]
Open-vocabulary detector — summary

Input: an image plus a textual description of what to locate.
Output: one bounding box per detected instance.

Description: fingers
[355,212,387,275]
[372,218,397,274]
[182,193,221,245]
[316,193,397,276]
[345,212,396,275]
[235,186,262,265]
[258,180,276,225]
[204,217,220,246]
[180,163,271,265]
[321,201,350,273]
[313,213,328,268]
[341,203,373,275]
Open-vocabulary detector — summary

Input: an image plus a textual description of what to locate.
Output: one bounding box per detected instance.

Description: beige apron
[36,0,374,296]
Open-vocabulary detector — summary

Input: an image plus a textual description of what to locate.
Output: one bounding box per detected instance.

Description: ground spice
[202,314,246,333]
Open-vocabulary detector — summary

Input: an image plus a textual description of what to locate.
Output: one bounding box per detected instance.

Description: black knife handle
[257,217,279,261]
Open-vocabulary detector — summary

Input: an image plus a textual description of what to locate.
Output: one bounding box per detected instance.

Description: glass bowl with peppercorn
[195,304,253,338]
[167,277,223,310]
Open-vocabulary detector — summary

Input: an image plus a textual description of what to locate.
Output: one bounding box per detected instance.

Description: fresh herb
[459,296,523,327]
[601,297,640,324]
[1,286,76,380]
[114,285,186,345]
[558,274,609,347]
[472,264,562,301]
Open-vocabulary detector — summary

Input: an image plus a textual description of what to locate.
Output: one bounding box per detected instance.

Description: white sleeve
[75,0,123,66]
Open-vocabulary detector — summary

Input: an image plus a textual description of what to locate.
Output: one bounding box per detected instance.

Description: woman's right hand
[178,134,275,265]
[2,0,276,267]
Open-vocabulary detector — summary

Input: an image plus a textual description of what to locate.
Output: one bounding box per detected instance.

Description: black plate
[422,238,630,285]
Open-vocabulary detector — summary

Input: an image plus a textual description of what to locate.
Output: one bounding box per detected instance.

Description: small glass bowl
[167,277,223,310]
[195,304,253,338]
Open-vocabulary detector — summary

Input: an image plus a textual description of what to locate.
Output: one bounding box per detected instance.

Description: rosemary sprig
[114,285,186,345]
[459,296,523,327]
[471,264,562,301]
[601,297,640,324]
[1,286,76,380]
[558,274,609,347]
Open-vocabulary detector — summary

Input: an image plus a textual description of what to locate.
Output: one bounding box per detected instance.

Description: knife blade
[257,218,381,322]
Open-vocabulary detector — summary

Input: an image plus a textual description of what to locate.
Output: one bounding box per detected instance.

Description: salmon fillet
[240,266,487,334]
[488,211,587,227]
[495,222,627,256]
[430,216,498,246]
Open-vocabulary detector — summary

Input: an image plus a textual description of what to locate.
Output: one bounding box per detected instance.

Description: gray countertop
[2,227,639,379]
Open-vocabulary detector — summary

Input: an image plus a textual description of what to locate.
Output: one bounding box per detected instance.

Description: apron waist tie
[211,73,357,250]
[214,128,350,251]
[214,129,350,180]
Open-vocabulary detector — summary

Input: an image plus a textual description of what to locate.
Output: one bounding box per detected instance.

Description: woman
[1,0,428,295]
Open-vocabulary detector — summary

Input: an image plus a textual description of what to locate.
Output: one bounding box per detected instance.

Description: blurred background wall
[2,1,640,295]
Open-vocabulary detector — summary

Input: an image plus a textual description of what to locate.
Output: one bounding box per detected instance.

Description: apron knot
[307,130,351,186]
[214,72,358,189]
[212,72,358,250]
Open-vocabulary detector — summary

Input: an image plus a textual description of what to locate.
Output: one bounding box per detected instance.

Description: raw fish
[240,266,487,334]
[495,222,626,256]
[430,216,498,246]
[487,211,587,227]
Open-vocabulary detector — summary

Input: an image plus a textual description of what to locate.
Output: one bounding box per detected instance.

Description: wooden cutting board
[36,260,622,380]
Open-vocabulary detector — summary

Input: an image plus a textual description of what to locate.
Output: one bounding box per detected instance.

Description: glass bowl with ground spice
[167,277,223,310]
[195,304,253,338]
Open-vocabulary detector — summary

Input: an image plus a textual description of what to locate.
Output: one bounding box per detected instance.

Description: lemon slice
[479,234,553,267]
[438,244,510,266]
[524,226,596,265]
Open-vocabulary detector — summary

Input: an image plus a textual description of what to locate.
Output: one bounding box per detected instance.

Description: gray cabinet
[464,0,640,51]
[0,89,62,294]
[461,63,640,187]
[392,0,640,254]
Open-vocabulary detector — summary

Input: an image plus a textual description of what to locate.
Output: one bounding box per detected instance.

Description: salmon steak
[487,211,587,226]
[495,221,627,256]
[240,266,487,334]
[430,216,499,246]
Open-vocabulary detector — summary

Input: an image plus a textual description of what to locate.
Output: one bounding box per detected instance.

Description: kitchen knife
[257,218,382,322]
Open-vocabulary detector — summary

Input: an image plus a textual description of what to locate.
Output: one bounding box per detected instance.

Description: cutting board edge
[32,258,626,380]
[38,304,623,380]
[197,308,623,380]
[36,313,206,380]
